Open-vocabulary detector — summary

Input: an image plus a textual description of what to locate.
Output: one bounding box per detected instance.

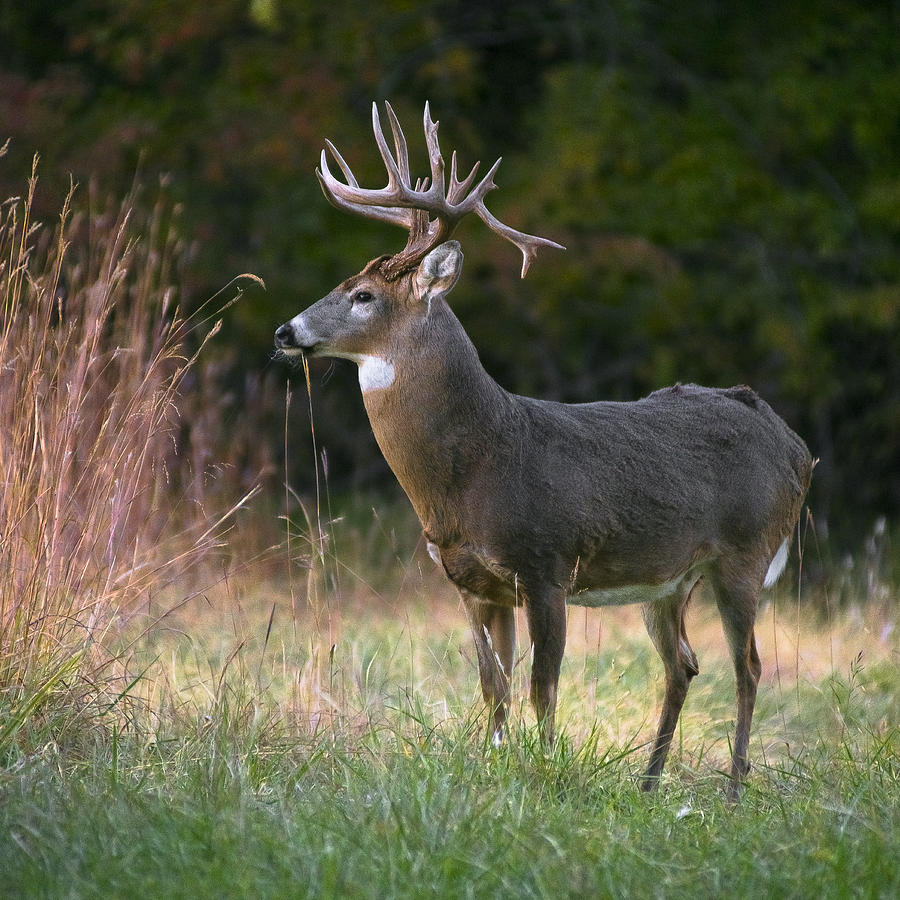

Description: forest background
[2,0,898,565]
[2,3,899,894]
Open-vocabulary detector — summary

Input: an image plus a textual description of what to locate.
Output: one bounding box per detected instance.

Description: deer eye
[353,290,373,304]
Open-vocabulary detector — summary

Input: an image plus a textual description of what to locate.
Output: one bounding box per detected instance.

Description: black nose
[274,323,295,347]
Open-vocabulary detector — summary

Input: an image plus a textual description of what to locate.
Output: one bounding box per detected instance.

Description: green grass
[1,588,898,899]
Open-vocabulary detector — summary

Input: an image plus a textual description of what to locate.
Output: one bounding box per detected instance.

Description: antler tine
[457,156,501,214]
[322,139,359,188]
[371,102,407,191]
[475,204,567,278]
[317,145,413,228]
[448,151,481,205]
[422,101,446,202]
[383,101,412,187]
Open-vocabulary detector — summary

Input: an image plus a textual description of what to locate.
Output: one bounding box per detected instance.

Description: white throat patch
[357,355,395,392]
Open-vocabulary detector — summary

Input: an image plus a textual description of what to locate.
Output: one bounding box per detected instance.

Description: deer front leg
[525,586,567,746]
[461,591,515,745]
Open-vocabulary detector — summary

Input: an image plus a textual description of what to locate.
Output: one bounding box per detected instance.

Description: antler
[316,101,565,280]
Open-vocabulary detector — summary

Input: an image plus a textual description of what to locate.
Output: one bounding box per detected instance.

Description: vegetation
[0,151,261,762]
[0,167,897,897]
[0,5,898,896]
[1,562,898,898]
[1,0,898,551]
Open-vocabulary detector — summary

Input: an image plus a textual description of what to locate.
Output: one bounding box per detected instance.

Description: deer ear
[415,241,463,303]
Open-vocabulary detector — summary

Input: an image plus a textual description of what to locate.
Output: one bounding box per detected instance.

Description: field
[2,558,898,899]
[1,166,898,899]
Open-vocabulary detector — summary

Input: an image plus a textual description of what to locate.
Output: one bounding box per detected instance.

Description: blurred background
[2,0,897,580]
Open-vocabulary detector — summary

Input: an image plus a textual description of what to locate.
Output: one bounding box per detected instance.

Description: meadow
[1,165,897,899]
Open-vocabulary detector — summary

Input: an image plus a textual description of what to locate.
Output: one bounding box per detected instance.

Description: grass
[1,581,897,899]
[1,163,898,898]
[0,154,263,760]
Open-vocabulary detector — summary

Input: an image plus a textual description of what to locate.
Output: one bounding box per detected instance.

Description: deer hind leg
[710,569,762,800]
[640,584,701,791]
[461,591,515,745]
[524,586,567,746]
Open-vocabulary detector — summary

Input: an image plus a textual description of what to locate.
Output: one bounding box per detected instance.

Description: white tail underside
[763,537,790,588]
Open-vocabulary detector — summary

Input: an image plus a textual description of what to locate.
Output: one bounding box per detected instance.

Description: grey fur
[275,242,813,797]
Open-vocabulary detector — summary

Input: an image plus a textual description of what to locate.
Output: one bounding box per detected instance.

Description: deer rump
[428,382,810,608]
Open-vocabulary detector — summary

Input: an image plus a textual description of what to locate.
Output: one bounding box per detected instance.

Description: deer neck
[359,299,511,541]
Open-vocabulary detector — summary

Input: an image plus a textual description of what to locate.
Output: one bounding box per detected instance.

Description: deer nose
[274,323,296,347]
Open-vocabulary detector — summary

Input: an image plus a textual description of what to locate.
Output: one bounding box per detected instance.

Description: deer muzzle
[274,319,319,356]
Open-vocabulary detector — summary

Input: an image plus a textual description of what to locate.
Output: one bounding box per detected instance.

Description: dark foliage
[2,0,896,550]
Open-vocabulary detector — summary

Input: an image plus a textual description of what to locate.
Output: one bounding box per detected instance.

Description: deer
[274,102,813,798]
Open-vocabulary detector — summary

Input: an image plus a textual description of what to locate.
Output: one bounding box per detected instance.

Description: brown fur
[275,242,813,797]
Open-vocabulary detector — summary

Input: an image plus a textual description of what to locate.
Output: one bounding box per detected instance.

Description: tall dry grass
[0,150,261,753]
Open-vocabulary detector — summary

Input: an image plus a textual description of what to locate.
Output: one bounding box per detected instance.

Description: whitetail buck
[275,102,813,797]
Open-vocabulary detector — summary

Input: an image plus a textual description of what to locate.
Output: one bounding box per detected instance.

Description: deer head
[274,101,563,388]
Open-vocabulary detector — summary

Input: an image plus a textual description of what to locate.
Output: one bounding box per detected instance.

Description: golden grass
[0,153,261,750]
[135,509,898,782]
